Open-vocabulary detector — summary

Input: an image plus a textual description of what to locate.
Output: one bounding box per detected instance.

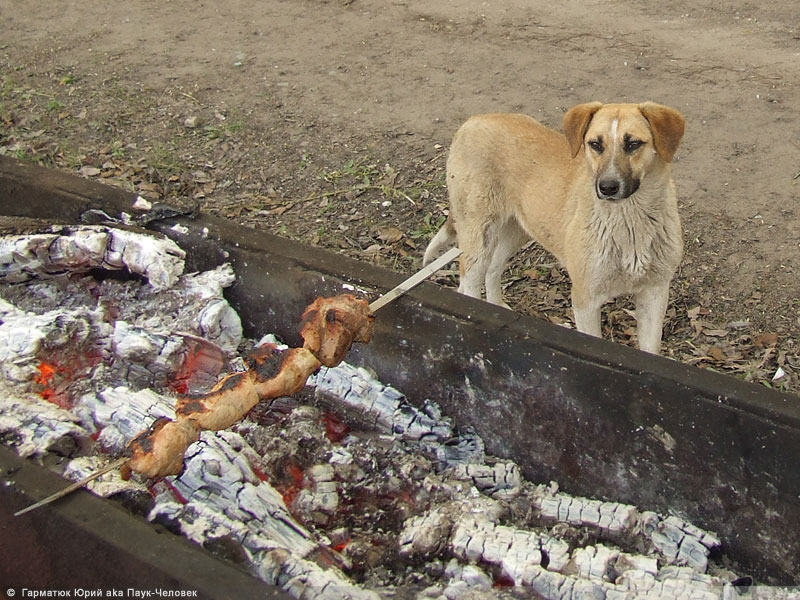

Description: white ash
[0,298,109,386]
[0,386,85,458]
[451,462,521,499]
[152,430,317,557]
[0,255,240,403]
[311,364,452,443]
[295,463,340,525]
[0,225,185,290]
[78,386,176,453]
[256,549,380,600]
[535,491,720,572]
[67,382,375,600]
[6,353,797,599]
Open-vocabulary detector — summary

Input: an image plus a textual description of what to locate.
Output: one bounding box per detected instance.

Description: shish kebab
[14,247,461,516]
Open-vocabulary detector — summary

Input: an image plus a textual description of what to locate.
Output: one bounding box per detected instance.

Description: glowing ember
[324,410,350,443]
[33,361,71,409]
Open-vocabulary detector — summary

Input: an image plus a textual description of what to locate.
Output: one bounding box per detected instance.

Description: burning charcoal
[122,264,243,355]
[536,491,638,535]
[450,513,571,580]
[63,456,147,499]
[612,552,659,578]
[111,322,228,392]
[0,225,185,290]
[300,294,374,367]
[639,513,721,573]
[160,431,317,556]
[311,363,452,443]
[0,237,781,600]
[398,507,453,559]
[443,558,493,589]
[0,299,108,390]
[258,548,380,600]
[79,386,176,454]
[566,544,653,582]
[146,431,375,600]
[0,389,86,458]
[617,566,730,599]
[451,461,521,499]
[433,426,485,468]
[294,463,339,526]
[196,297,243,354]
[535,490,721,574]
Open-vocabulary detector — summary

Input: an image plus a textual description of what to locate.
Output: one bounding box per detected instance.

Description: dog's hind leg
[423,218,457,266]
[484,219,527,308]
[455,217,498,301]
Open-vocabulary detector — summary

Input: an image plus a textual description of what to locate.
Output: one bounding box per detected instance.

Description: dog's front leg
[571,287,603,339]
[634,284,670,354]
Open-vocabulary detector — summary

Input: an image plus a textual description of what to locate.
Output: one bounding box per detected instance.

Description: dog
[423,102,685,354]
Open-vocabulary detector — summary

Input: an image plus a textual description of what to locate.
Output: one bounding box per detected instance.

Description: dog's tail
[423,218,457,266]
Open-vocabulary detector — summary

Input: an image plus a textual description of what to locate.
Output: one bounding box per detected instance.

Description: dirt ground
[2,0,799,393]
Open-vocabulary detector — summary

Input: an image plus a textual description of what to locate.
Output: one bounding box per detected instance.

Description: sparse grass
[409,212,446,240]
[203,125,223,139]
[316,156,444,207]
[146,142,188,174]
[109,140,125,159]
[320,157,380,185]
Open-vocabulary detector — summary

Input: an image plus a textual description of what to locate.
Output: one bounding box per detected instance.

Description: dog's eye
[588,139,604,153]
[624,139,644,153]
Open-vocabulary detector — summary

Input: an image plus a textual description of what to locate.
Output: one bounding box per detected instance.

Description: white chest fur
[586,194,680,293]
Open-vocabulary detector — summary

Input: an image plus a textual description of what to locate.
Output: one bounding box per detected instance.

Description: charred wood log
[534,490,720,572]
[450,461,521,499]
[311,363,453,443]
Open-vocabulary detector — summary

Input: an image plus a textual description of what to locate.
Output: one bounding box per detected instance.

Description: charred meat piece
[125,295,371,479]
[300,294,374,367]
[175,371,260,431]
[247,343,322,398]
[124,417,201,479]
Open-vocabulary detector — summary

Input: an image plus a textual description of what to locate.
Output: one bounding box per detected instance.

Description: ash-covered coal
[1,225,797,600]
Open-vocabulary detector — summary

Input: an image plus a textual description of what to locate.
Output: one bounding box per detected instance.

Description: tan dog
[423,102,685,354]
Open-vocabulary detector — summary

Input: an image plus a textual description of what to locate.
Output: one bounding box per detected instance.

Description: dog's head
[563,102,685,201]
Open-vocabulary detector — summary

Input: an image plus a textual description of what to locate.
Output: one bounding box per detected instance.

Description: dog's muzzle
[596,177,640,201]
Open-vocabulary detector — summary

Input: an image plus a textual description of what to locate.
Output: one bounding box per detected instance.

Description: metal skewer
[368,247,461,312]
[13,457,130,517]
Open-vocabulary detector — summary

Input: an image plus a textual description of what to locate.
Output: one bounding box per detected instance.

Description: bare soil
[2,0,799,393]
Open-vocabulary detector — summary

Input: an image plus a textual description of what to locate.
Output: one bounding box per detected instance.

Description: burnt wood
[1,155,799,584]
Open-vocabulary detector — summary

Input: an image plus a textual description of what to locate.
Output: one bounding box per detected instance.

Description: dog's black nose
[597,179,620,198]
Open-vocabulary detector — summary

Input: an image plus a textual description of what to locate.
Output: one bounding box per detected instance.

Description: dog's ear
[563,102,603,158]
[638,102,685,163]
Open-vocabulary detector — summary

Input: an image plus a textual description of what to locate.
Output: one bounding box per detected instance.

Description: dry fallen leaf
[708,346,726,361]
[378,226,404,244]
[754,332,779,347]
[79,166,101,177]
